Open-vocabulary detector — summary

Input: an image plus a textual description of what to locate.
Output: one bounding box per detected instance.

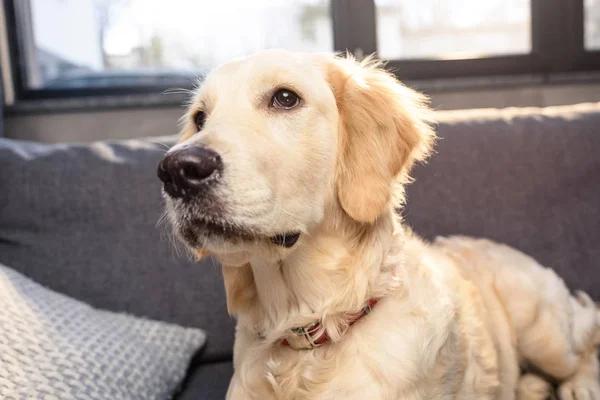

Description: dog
[157,50,600,399]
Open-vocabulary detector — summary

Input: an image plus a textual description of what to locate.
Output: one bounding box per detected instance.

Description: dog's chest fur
[227,236,515,400]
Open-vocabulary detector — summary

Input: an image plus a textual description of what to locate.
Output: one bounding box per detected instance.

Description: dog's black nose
[157,146,222,199]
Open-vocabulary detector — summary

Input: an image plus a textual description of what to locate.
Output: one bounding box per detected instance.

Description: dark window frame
[3,0,201,101]
[4,0,600,104]
[338,0,600,80]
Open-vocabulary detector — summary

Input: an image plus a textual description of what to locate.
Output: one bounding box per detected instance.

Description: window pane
[25,0,333,89]
[585,0,600,50]
[375,0,531,60]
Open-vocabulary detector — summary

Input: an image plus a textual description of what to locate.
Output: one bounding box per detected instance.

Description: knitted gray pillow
[0,262,206,400]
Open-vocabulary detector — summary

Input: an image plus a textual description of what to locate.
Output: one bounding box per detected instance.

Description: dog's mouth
[269,232,301,248]
[180,217,251,244]
[165,191,302,250]
[178,216,300,249]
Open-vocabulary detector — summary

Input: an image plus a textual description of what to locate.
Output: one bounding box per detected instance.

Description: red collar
[280,298,379,350]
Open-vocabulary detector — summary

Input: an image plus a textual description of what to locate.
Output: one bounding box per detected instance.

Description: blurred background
[1,0,600,142]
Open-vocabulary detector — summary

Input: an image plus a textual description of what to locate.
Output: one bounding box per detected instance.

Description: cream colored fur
[166,50,600,399]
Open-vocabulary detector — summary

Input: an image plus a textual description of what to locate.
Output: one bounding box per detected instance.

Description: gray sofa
[1,102,599,399]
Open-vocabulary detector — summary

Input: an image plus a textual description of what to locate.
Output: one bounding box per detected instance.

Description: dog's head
[159,50,435,264]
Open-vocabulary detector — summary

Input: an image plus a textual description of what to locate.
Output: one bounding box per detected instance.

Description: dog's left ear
[327,55,436,223]
[222,264,256,316]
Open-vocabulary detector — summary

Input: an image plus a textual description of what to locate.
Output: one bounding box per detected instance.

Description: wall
[5,82,600,143]
[5,106,182,143]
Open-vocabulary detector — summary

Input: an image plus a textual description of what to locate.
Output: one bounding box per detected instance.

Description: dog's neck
[219,208,406,346]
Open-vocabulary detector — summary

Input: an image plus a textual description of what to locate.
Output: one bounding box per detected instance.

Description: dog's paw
[571,291,600,349]
[518,374,554,400]
[557,376,600,400]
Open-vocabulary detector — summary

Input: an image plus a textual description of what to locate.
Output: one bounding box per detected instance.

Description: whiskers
[160,221,185,259]
[156,203,186,260]
[156,210,169,228]
[161,87,193,96]
[161,86,198,109]
[148,139,172,154]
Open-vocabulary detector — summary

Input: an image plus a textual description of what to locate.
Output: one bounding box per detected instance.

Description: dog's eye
[271,89,300,110]
[193,111,206,132]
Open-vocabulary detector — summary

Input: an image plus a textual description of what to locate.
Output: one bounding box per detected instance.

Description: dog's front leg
[226,372,252,400]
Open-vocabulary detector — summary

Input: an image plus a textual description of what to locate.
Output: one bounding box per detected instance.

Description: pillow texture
[0,262,206,400]
[0,137,234,362]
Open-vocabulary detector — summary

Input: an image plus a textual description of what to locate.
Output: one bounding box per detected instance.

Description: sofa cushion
[1,102,599,367]
[0,262,205,400]
[0,137,235,362]
[405,102,600,298]
[175,361,233,400]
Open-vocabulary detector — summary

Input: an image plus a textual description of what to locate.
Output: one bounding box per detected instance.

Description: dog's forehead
[199,50,327,101]
[214,49,313,77]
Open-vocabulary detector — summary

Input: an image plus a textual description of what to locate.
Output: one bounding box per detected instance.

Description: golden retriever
[158,50,600,399]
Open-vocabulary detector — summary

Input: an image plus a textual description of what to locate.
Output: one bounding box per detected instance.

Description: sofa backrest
[1,102,599,362]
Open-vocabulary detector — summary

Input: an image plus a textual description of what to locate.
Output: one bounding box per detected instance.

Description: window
[375,0,531,60]
[19,0,333,90]
[585,0,600,51]
[3,0,600,102]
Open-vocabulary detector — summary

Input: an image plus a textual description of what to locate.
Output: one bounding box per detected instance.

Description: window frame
[340,0,600,80]
[3,0,216,101]
[568,0,600,72]
[4,0,600,104]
